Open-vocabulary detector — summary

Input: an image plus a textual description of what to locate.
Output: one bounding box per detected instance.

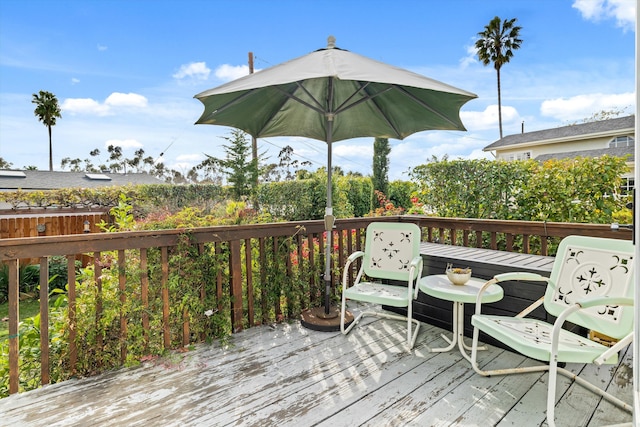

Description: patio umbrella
[194,36,477,330]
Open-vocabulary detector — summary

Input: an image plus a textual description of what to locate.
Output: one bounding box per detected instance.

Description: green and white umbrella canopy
[195,36,477,321]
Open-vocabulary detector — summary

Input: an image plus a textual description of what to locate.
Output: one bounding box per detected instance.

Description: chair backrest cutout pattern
[363,222,421,282]
[544,235,634,338]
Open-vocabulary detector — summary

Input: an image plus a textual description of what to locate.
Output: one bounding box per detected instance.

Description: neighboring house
[483,115,635,193]
[0,170,164,191]
[0,170,166,211]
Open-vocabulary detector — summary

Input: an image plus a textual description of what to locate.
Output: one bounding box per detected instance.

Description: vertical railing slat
[39,256,50,385]
[229,240,243,332]
[140,248,150,350]
[94,252,103,366]
[8,259,19,394]
[67,255,77,376]
[118,250,127,363]
[161,246,170,349]
[259,237,267,324]
[245,239,254,327]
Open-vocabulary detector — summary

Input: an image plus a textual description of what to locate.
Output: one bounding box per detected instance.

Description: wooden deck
[0,304,633,427]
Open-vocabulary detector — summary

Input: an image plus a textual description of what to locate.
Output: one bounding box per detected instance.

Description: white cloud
[461,105,520,131]
[540,92,635,121]
[61,98,110,116]
[214,64,251,82]
[104,139,143,149]
[71,78,80,85]
[97,44,108,51]
[105,92,148,108]
[173,62,211,80]
[572,0,636,31]
[459,41,478,69]
[61,92,148,116]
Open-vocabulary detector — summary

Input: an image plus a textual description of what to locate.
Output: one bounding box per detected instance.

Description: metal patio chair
[470,235,634,427]
[340,222,423,350]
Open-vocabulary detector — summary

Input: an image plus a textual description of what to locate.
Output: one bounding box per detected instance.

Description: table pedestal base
[428,302,487,361]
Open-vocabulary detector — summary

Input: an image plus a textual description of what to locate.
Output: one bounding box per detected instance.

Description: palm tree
[475,16,522,139]
[32,90,62,171]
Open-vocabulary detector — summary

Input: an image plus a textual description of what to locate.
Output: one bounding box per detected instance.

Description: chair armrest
[347,251,364,263]
[494,272,548,283]
[410,256,424,299]
[342,251,365,289]
[474,278,499,314]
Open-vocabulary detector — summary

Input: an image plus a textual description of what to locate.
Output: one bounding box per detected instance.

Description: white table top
[419,274,503,304]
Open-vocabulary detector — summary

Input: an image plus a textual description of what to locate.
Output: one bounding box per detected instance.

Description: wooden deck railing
[0,215,631,395]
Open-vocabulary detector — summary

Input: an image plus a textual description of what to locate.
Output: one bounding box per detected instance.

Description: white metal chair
[340,222,423,349]
[470,235,634,427]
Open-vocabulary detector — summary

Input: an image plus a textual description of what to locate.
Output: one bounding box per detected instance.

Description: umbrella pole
[300,113,353,331]
[323,126,334,316]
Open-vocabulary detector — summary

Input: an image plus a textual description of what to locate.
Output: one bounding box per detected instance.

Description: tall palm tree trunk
[496,67,503,139]
[48,125,53,171]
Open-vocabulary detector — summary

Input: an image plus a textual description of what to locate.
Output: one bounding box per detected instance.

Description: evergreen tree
[207,129,259,200]
[372,137,390,195]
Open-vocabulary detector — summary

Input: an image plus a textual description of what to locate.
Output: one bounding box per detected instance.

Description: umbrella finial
[327,35,336,49]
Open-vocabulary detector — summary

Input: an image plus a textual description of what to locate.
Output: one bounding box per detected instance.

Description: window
[85,173,112,181]
[0,170,26,178]
[503,151,531,161]
[609,135,635,148]
[621,177,635,195]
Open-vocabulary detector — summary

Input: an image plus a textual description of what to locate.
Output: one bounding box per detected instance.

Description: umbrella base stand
[300,306,353,332]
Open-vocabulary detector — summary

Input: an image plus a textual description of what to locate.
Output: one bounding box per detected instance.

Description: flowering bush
[367,190,405,216]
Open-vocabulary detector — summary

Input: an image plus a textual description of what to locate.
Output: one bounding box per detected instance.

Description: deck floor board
[0,304,632,427]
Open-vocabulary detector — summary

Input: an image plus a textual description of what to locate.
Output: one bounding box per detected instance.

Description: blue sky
[0,0,636,180]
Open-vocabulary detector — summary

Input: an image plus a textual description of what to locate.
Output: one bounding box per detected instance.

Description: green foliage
[372,137,390,196]
[206,129,260,200]
[98,193,135,232]
[409,156,629,223]
[388,180,416,211]
[515,156,628,223]
[338,176,373,217]
[410,157,529,218]
[256,178,326,221]
[48,256,80,292]
[0,264,40,303]
[0,293,68,396]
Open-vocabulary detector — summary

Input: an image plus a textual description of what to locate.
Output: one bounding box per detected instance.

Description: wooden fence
[0,211,110,239]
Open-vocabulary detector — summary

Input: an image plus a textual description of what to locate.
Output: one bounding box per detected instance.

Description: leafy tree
[0,157,13,169]
[372,137,390,195]
[475,16,522,139]
[32,90,62,171]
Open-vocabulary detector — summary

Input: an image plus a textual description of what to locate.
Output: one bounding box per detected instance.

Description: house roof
[0,170,165,191]
[483,115,635,151]
[534,145,635,162]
